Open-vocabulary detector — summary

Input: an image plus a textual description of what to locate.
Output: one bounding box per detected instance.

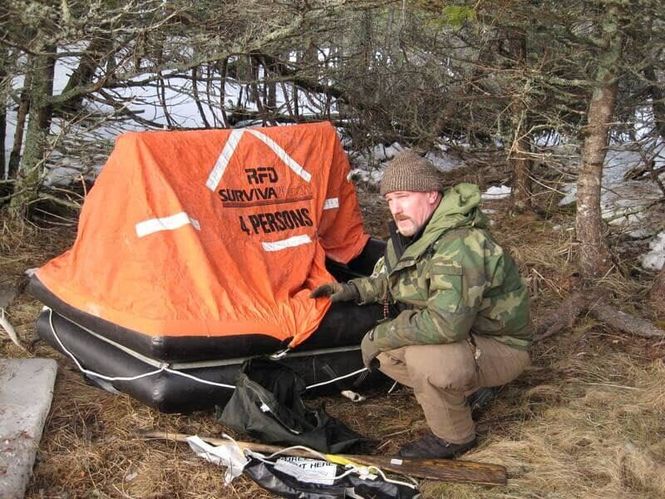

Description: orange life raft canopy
[30,122,388,412]
[35,122,369,349]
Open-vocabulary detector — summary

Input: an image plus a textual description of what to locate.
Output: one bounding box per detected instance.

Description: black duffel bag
[218,357,366,454]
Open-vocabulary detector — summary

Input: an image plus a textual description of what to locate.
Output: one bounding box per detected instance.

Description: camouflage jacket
[350,183,532,351]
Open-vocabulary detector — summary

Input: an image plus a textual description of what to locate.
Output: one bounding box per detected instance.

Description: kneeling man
[312,150,532,458]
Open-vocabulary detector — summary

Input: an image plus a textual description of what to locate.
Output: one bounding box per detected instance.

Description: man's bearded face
[385,190,441,237]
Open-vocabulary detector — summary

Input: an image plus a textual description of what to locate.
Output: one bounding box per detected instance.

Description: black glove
[310,282,359,303]
[360,330,381,370]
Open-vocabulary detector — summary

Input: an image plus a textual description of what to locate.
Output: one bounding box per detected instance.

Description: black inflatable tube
[30,277,385,362]
[37,309,387,413]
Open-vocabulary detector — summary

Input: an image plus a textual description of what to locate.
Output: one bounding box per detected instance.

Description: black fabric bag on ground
[219,357,365,453]
[244,455,420,499]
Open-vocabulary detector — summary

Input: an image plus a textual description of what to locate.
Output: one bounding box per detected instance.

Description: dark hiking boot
[467,386,500,415]
[398,431,476,459]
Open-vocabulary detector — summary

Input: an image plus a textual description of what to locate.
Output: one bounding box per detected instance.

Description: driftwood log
[141,430,508,486]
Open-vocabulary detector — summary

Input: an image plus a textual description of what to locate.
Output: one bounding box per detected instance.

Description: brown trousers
[377,335,530,444]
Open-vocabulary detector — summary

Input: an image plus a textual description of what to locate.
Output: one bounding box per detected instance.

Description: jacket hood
[433,183,487,230]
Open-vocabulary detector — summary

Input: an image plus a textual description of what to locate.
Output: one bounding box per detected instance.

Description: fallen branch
[589,301,665,338]
[0,309,24,350]
[534,291,588,341]
[0,279,29,352]
[28,192,82,211]
[535,290,665,342]
[140,430,508,486]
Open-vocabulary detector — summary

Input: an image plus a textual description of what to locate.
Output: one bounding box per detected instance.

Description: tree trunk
[511,132,532,212]
[156,71,174,128]
[249,56,266,123]
[248,55,260,105]
[191,65,210,128]
[0,73,5,179]
[575,6,622,279]
[508,30,533,213]
[219,58,229,127]
[8,43,56,219]
[7,66,31,180]
[0,106,5,182]
[0,47,8,179]
[643,65,665,141]
[266,68,277,115]
[57,36,112,114]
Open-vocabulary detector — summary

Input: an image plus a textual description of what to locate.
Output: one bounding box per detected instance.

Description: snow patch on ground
[347,166,383,186]
[482,185,512,200]
[558,184,576,206]
[425,150,465,173]
[602,181,661,227]
[371,142,403,162]
[641,232,665,271]
[559,146,665,212]
[557,144,665,269]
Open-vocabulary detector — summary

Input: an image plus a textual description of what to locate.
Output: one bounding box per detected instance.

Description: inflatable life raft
[30,122,387,413]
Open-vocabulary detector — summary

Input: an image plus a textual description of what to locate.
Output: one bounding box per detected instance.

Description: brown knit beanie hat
[380,150,443,196]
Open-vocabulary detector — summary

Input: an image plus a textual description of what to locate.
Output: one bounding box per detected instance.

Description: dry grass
[421,355,665,499]
[2,193,664,498]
